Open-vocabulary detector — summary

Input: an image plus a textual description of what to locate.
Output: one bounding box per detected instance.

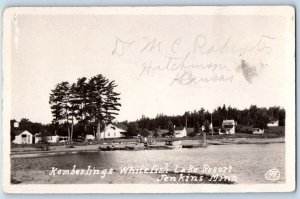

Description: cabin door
[21,134,27,144]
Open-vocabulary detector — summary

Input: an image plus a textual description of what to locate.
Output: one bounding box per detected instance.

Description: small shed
[174,127,187,137]
[85,134,95,141]
[222,120,236,134]
[13,130,33,144]
[253,128,264,135]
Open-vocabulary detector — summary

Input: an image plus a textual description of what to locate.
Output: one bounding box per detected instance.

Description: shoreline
[10,137,285,157]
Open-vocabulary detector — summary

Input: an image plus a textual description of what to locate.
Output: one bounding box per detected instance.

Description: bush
[188,131,197,137]
[140,128,150,137]
[153,132,159,138]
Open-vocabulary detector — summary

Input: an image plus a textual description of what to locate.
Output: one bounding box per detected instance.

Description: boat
[99,144,117,151]
[165,140,182,149]
[126,143,145,150]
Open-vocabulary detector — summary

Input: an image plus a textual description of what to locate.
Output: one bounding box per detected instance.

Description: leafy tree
[203,120,210,133]
[153,128,159,138]
[167,120,174,136]
[140,128,150,137]
[40,131,50,151]
[278,109,285,126]
[194,121,200,134]
[10,119,17,142]
[153,132,159,138]
[124,122,139,137]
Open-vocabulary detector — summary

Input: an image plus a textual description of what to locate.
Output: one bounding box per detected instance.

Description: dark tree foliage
[49,74,121,141]
[167,120,175,135]
[126,105,285,133]
[10,119,16,142]
[203,120,210,133]
[11,101,285,141]
[190,120,200,137]
[140,128,150,137]
[123,122,139,137]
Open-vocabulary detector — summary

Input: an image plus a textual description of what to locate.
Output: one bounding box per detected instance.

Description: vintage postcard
[2,6,295,193]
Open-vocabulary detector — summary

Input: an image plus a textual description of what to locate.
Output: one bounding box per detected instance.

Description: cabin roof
[174,127,185,131]
[222,120,235,124]
[14,130,31,136]
[34,132,56,137]
[112,123,128,131]
[253,128,262,130]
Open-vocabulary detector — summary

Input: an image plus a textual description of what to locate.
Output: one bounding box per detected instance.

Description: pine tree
[49,75,122,141]
[49,82,70,136]
[73,77,89,137]
[87,75,109,135]
[103,80,121,123]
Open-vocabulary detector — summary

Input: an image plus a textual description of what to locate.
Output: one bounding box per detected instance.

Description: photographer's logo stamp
[265,169,280,181]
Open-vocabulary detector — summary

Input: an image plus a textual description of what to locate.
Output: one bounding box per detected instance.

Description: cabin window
[108,133,110,136]
[22,134,26,137]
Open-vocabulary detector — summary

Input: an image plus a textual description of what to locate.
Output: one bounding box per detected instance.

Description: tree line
[122,105,285,137]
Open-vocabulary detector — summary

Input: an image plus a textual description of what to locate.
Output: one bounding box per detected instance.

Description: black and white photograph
[2,6,295,193]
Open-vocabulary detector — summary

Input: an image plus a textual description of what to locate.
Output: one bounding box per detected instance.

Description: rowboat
[165,140,182,149]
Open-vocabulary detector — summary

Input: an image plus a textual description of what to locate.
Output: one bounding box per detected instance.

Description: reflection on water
[11,143,285,184]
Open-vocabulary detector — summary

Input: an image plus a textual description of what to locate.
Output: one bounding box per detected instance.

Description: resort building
[58,136,69,143]
[174,126,187,138]
[267,120,279,127]
[252,128,264,135]
[12,130,33,144]
[85,134,95,141]
[97,123,127,139]
[222,120,236,134]
[34,132,60,143]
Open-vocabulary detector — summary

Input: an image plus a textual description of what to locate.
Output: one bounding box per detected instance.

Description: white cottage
[267,120,279,127]
[174,127,187,138]
[253,128,264,135]
[34,132,60,144]
[97,123,127,139]
[85,134,95,141]
[13,130,33,144]
[222,120,236,134]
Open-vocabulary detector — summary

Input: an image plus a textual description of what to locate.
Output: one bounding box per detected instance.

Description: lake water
[11,143,285,184]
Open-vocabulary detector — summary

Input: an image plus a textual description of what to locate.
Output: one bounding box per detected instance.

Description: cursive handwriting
[112,37,135,56]
[112,34,275,57]
[139,52,230,77]
[111,34,274,85]
[170,71,234,86]
[192,35,274,56]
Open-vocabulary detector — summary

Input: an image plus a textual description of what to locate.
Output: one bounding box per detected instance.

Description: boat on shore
[99,143,145,151]
[165,140,182,149]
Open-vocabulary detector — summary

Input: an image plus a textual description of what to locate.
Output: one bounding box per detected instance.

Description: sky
[9,8,294,124]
